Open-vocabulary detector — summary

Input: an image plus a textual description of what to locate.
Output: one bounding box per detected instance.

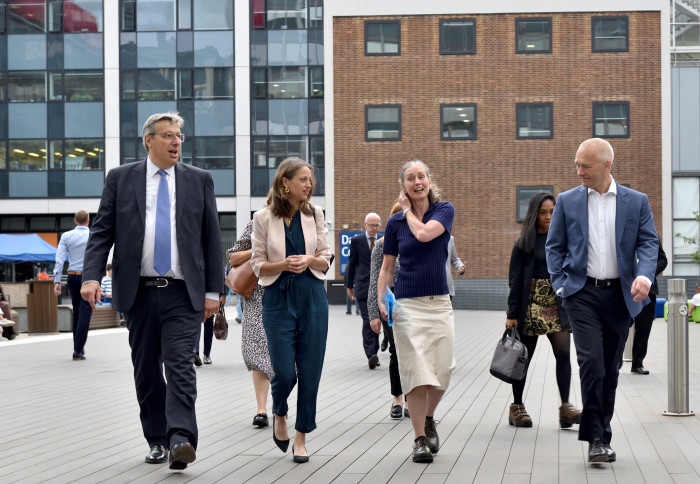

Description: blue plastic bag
[382,286,395,327]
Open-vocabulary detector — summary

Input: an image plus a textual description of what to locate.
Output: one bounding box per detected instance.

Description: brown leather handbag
[214,305,228,340]
[225,259,258,299]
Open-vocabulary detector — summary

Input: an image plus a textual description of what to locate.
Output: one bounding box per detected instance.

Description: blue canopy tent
[0,234,57,282]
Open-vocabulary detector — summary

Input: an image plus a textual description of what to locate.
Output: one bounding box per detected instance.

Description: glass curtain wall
[250,0,324,196]
[119,0,235,196]
[0,0,105,198]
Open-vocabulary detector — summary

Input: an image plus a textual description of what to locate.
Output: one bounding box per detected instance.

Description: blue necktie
[153,170,171,276]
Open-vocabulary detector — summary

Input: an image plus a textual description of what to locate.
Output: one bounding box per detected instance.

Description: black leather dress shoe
[72,351,85,360]
[391,405,403,420]
[145,444,168,464]
[253,413,269,427]
[381,337,388,352]
[604,443,616,462]
[424,419,440,454]
[169,442,196,470]
[588,438,610,463]
[631,365,650,375]
[368,354,379,369]
[412,436,434,463]
[194,354,202,367]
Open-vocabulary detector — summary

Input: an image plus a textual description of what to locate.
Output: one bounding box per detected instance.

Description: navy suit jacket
[546,183,658,318]
[82,160,223,313]
[345,233,372,300]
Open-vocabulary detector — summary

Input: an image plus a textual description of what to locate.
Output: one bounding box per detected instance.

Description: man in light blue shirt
[54,209,93,360]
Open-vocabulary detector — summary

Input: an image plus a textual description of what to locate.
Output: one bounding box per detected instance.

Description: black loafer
[194,354,202,367]
[390,405,403,419]
[631,366,649,375]
[604,443,616,462]
[404,407,410,418]
[145,444,168,464]
[169,442,196,470]
[412,436,434,463]
[588,438,610,463]
[253,413,269,428]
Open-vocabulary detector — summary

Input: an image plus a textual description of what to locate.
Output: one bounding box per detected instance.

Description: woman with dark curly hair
[505,192,581,428]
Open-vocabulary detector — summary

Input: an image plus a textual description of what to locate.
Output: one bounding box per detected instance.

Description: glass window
[48,103,64,138]
[0,144,6,169]
[308,0,322,28]
[138,68,176,100]
[268,67,306,99]
[193,67,234,99]
[137,101,177,129]
[28,216,54,231]
[592,16,629,52]
[137,32,177,68]
[121,0,136,31]
[8,104,47,139]
[365,105,401,141]
[309,66,323,97]
[251,30,267,66]
[65,171,104,196]
[268,136,307,166]
[0,105,7,138]
[9,172,48,197]
[308,28,323,65]
[179,70,193,99]
[120,33,137,68]
[8,140,48,171]
[269,99,308,135]
[8,35,46,70]
[251,100,268,135]
[516,18,552,53]
[64,139,104,170]
[48,72,64,101]
[136,0,176,31]
[439,19,475,55]
[593,102,629,138]
[516,186,553,222]
[673,177,700,219]
[179,0,192,29]
[365,21,400,56]
[7,1,45,33]
[192,136,234,169]
[47,34,64,70]
[252,137,267,166]
[65,102,104,138]
[268,30,307,66]
[49,139,63,168]
[441,104,476,140]
[121,70,136,99]
[516,103,553,139]
[47,0,62,33]
[8,72,45,102]
[267,0,306,30]
[194,100,234,136]
[308,98,323,135]
[64,70,103,101]
[253,68,267,98]
[194,31,234,67]
[64,33,103,69]
[193,0,233,30]
[64,0,103,32]
[177,31,194,67]
[252,0,265,28]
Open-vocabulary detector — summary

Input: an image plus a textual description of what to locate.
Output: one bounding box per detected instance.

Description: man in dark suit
[80,112,223,470]
[346,212,382,369]
[628,242,667,374]
[547,138,658,464]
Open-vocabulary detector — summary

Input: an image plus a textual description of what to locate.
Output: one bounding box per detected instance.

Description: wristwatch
[402,208,410,217]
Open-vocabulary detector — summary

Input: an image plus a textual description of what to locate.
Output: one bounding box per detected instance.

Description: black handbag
[489,329,529,383]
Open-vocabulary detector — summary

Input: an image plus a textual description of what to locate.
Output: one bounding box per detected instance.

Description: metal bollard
[663,279,694,416]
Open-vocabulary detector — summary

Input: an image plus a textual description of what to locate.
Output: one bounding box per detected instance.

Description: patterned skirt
[524,278,562,336]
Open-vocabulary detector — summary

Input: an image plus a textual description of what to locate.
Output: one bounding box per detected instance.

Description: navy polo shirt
[383,201,454,298]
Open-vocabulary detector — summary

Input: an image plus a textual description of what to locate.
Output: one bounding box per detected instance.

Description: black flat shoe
[194,354,202,367]
[272,415,290,452]
[588,438,610,463]
[253,413,269,428]
[292,447,309,463]
[381,337,388,352]
[145,444,168,464]
[390,404,403,420]
[169,442,196,470]
[631,365,649,375]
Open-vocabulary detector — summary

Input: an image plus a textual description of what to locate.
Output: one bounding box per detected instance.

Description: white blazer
[250,204,332,287]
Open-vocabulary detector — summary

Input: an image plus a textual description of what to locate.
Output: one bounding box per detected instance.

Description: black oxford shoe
[424,419,440,454]
[412,436,434,463]
[145,444,168,464]
[604,443,617,462]
[631,365,650,375]
[588,438,610,463]
[169,442,196,470]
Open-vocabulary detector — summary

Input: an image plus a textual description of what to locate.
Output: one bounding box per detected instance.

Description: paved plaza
[1,305,700,483]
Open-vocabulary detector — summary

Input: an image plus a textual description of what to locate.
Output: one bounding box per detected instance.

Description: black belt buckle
[154,277,169,288]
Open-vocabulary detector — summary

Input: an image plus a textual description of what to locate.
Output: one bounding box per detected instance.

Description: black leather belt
[140,277,183,288]
[586,276,621,288]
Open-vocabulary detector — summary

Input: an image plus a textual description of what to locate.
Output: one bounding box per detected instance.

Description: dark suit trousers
[381,317,403,397]
[195,315,214,356]
[358,297,379,358]
[632,295,656,367]
[67,273,92,354]
[563,282,630,443]
[125,280,201,449]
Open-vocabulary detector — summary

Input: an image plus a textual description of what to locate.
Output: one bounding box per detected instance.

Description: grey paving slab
[2,307,700,483]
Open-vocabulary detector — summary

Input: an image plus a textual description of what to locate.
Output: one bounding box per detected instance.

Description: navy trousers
[381,317,402,397]
[195,315,214,356]
[67,273,92,354]
[125,280,201,449]
[358,297,379,359]
[563,282,630,444]
[631,295,656,368]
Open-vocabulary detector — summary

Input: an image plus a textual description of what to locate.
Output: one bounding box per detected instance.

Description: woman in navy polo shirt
[377,160,456,464]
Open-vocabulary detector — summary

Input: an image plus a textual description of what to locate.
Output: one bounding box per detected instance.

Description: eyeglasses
[155,132,186,142]
[366,224,381,228]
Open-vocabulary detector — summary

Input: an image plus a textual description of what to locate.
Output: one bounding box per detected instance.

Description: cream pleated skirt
[393,295,456,394]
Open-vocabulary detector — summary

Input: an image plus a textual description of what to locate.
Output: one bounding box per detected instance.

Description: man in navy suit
[547,138,658,463]
[80,112,223,470]
[346,212,382,369]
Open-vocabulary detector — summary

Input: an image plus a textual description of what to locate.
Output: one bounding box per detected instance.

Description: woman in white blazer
[251,157,331,464]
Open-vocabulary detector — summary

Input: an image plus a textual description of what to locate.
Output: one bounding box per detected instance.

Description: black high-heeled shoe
[292,446,309,463]
[272,415,290,453]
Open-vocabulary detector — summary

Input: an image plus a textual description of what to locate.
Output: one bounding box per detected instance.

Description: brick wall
[333,11,662,281]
